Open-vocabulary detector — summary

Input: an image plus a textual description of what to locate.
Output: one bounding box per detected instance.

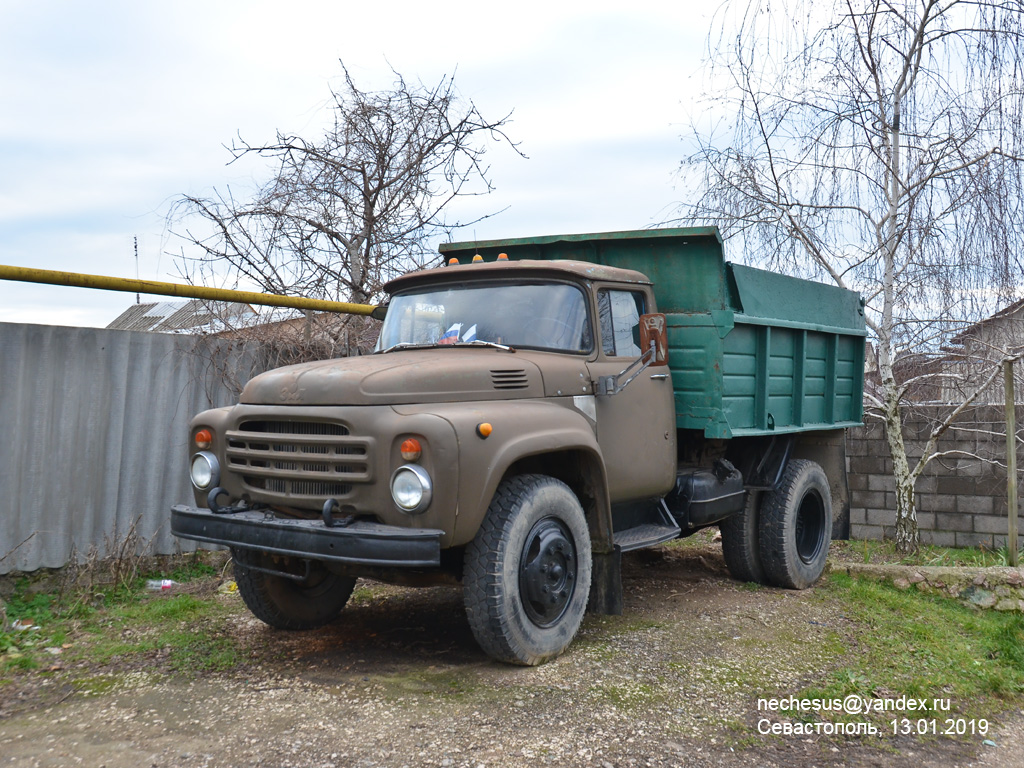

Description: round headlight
[190,451,220,490]
[390,464,432,515]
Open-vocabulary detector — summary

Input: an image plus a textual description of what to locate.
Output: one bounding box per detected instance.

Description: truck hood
[239,349,552,406]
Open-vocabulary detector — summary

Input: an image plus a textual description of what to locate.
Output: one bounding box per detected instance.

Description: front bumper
[171,505,443,568]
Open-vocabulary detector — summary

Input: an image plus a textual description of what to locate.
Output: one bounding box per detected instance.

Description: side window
[597,289,645,357]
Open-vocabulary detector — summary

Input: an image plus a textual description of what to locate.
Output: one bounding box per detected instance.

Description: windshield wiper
[453,340,516,352]
[376,342,435,354]
[377,340,516,354]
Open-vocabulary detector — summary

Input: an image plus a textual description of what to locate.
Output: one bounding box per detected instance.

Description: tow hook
[322,498,355,528]
[207,488,265,515]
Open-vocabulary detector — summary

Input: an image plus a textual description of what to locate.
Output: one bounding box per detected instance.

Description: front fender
[393,400,609,547]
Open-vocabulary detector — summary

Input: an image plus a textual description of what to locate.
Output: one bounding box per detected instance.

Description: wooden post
[1006,360,1019,567]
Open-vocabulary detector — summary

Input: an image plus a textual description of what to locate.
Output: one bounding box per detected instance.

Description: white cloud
[0,0,714,326]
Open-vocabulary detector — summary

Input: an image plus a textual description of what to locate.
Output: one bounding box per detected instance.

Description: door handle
[650,373,669,380]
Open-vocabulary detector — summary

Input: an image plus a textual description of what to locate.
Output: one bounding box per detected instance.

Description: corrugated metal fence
[0,322,264,574]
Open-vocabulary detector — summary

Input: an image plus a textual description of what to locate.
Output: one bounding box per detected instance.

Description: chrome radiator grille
[226,420,371,500]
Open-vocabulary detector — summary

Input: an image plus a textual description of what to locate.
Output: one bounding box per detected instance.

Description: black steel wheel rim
[795,491,826,564]
[519,516,577,627]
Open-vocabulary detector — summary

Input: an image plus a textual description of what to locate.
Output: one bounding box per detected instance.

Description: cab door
[586,287,677,502]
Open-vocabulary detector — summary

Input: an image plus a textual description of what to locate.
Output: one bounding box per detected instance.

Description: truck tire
[720,490,766,584]
[463,475,592,666]
[233,551,356,630]
[758,459,832,590]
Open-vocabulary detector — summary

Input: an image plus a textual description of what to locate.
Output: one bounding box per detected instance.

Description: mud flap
[587,545,623,615]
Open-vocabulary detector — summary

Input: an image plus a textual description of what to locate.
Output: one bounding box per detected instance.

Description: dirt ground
[1,540,1021,768]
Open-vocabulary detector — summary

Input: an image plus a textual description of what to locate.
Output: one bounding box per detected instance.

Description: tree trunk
[879,358,919,553]
[891,448,919,554]
[881,111,918,554]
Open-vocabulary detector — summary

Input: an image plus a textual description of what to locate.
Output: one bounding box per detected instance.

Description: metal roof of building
[106,299,256,333]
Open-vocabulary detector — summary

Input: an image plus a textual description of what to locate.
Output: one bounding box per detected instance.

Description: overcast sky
[0,1,714,327]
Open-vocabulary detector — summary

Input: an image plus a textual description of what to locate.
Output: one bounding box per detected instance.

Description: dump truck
[171,227,866,665]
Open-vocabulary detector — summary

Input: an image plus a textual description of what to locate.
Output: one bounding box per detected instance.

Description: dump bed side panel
[715,319,865,438]
[720,264,865,437]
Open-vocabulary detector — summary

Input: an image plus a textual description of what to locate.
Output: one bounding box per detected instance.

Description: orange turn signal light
[476,423,493,438]
[194,428,213,449]
[401,437,423,461]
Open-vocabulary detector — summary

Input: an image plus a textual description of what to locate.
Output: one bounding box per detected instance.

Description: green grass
[1,556,242,677]
[801,572,1024,719]
[119,593,208,622]
[836,539,1023,568]
[4,589,57,625]
[166,560,219,583]
[1,586,60,671]
[160,630,241,672]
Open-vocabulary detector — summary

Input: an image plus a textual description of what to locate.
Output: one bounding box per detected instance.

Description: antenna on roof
[134,236,140,304]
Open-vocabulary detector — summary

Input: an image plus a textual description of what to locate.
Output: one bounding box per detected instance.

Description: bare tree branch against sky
[171,66,522,306]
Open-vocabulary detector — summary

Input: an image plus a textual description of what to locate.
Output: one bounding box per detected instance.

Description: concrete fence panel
[0,322,260,574]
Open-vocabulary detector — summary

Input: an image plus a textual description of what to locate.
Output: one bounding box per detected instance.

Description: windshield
[376,281,592,353]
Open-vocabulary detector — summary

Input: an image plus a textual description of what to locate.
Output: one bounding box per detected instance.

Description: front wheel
[758,459,832,589]
[463,475,592,665]
[233,551,356,630]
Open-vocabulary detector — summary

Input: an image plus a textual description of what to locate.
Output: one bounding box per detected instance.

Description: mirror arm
[596,340,657,396]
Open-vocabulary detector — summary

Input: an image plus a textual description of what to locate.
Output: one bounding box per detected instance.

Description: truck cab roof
[385,258,652,296]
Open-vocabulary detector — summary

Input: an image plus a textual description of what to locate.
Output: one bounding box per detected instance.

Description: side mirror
[639,313,668,367]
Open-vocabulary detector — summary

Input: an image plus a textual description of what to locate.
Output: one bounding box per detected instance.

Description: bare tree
[171,64,521,313]
[679,0,1024,551]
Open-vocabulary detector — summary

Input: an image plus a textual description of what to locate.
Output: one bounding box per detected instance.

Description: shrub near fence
[848,405,1023,548]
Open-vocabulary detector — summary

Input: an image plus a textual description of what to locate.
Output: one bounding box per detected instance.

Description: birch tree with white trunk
[680,0,1024,551]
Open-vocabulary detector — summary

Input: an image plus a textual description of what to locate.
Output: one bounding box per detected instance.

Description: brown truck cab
[172,228,865,665]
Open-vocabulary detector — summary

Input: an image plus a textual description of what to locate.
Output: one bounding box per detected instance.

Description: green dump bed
[440,227,866,439]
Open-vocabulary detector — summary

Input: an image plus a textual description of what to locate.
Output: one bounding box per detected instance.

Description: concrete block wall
[847,405,1022,548]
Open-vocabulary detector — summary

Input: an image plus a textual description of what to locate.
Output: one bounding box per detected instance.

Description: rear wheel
[463,475,592,665]
[720,490,766,584]
[758,460,832,589]
[233,551,356,630]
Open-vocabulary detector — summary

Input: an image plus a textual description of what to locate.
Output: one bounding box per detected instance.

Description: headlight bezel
[190,451,221,491]
[389,464,433,515]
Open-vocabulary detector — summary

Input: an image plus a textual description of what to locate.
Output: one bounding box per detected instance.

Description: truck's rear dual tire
[463,475,592,666]
[720,490,766,584]
[758,459,832,590]
[233,551,356,630]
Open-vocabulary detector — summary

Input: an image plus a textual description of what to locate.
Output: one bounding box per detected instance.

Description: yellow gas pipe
[0,265,386,319]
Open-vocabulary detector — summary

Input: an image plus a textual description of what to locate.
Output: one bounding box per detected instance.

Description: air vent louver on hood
[491,369,530,390]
